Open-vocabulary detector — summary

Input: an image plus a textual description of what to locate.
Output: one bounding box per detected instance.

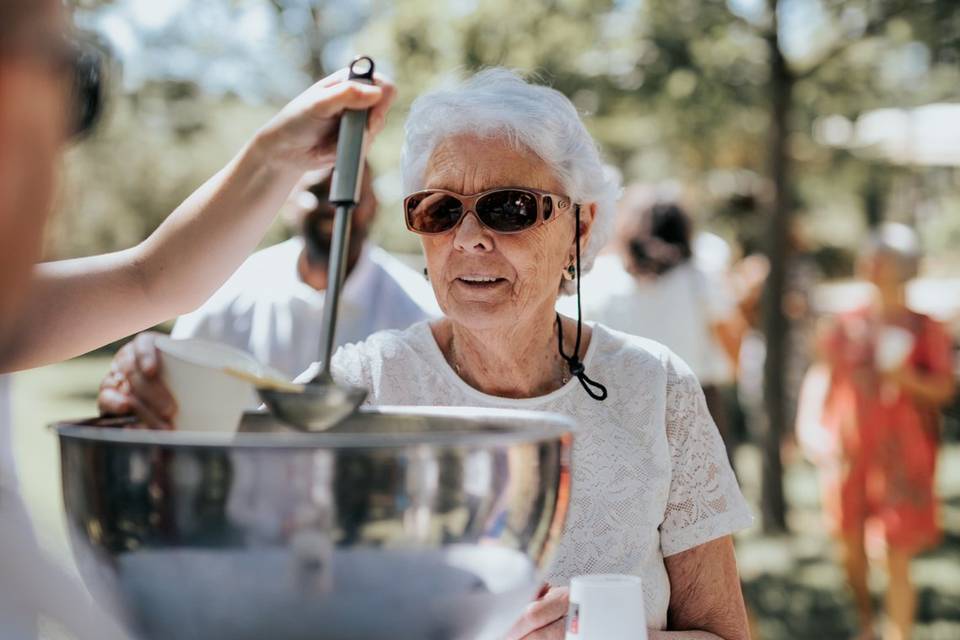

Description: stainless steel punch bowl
[55,406,573,640]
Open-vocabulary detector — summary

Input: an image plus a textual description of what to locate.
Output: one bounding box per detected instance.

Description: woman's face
[419,134,593,332]
[858,250,907,291]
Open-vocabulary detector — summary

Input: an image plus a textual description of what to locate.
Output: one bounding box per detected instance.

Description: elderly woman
[102,69,754,640]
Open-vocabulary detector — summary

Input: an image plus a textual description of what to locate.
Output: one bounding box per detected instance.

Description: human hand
[880,360,914,383]
[97,332,176,429]
[504,586,569,640]
[254,66,396,173]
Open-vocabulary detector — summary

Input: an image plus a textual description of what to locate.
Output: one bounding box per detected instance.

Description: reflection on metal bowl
[55,406,573,640]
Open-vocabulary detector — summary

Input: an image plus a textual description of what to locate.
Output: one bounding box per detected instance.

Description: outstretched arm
[1,69,394,372]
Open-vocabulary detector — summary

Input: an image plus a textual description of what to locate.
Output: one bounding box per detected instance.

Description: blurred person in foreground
[103,68,753,640]
[576,194,744,460]
[0,0,395,636]
[813,223,955,640]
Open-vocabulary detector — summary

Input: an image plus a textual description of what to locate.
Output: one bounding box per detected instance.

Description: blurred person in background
[169,167,436,377]
[0,0,395,635]
[580,192,744,462]
[814,223,955,640]
[99,167,439,426]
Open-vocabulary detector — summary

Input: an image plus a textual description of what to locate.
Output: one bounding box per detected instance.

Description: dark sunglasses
[403,187,577,235]
[1,30,105,139]
[67,37,106,139]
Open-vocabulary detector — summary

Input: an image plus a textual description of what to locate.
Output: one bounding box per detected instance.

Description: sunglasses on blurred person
[0,27,105,138]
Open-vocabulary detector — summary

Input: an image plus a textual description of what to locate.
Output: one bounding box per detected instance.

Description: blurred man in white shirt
[170,167,439,379]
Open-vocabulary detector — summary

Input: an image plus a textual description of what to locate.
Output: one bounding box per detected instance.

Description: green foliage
[51,80,283,259]
[57,0,960,263]
[355,0,960,260]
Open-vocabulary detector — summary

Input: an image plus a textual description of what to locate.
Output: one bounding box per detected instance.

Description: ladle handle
[317,56,375,381]
[329,56,375,206]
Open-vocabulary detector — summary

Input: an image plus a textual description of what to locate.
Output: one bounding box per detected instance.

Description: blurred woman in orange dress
[816,223,955,640]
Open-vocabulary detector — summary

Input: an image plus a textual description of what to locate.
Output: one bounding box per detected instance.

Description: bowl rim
[53,405,575,449]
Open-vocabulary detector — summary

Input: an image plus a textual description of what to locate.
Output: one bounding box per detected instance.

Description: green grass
[10,355,960,639]
[734,445,960,640]
[11,355,113,566]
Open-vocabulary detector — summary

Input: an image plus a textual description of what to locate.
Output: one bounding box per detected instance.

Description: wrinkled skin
[420,134,586,335]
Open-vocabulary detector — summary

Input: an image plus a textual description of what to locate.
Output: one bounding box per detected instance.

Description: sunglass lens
[477,190,539,232]
[70,40,105,140]
[406,193,464,233]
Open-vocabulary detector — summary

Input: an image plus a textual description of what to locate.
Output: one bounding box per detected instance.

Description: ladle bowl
[256,382,369,432]
[55,406,573,640]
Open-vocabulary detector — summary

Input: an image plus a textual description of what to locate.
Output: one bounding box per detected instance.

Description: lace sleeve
[659,352,753,556]
[329,342,374,395]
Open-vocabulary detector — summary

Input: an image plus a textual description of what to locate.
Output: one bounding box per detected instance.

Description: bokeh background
[11,1,960,638]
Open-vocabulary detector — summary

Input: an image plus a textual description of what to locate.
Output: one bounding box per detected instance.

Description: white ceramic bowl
[155,336,277,432]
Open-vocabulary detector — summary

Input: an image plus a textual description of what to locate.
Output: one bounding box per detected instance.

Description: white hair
[400,68,621,294]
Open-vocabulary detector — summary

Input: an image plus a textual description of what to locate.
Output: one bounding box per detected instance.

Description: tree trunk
[760,1,791,534]
[863,162,884,228]
[307,6,327,78]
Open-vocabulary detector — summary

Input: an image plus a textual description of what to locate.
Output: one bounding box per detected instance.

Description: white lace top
[327,321,754,630]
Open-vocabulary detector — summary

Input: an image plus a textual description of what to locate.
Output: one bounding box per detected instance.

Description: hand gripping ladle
[257,57,375,431]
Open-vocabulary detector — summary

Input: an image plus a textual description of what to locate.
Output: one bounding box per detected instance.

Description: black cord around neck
[556,204,608,402]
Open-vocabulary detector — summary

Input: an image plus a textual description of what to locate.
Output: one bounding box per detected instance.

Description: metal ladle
[257,56,375,431]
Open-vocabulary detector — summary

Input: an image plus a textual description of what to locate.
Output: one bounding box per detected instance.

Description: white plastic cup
[155,336,266,432]
[875,326,915,372]
[565,574,646,640]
